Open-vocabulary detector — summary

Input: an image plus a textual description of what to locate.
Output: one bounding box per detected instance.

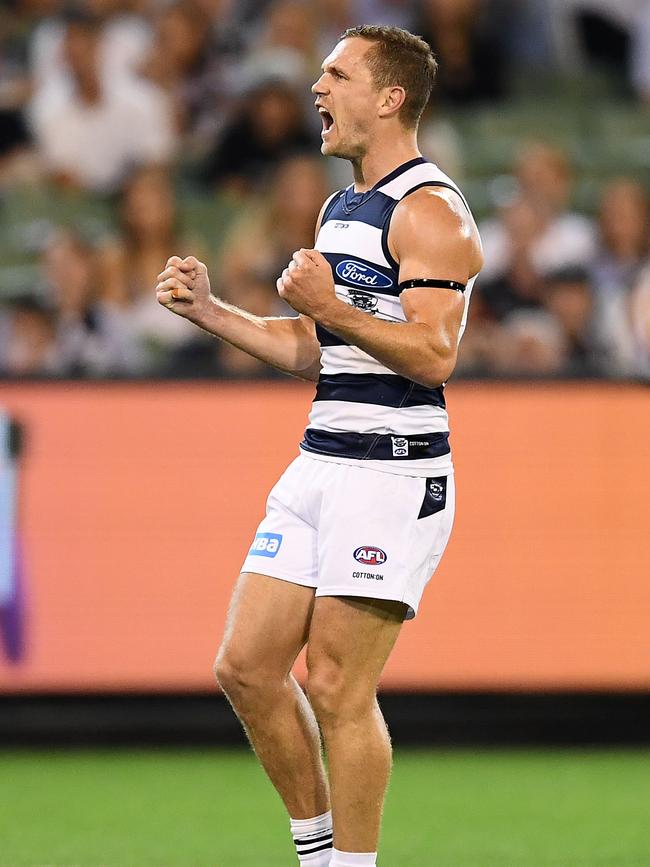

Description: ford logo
[335,259,393,289]
[353,546,388,565]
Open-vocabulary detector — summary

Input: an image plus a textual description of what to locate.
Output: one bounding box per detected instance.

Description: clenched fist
[276,249,336,319]
[156,256,212,323]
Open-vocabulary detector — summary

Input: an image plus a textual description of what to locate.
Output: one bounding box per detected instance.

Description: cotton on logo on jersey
[249,532,283,558]
[353,546,387,565]
[335,260,393,289]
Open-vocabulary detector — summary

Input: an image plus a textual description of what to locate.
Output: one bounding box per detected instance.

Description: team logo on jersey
[353,546,387,565]
[346,289,379,314]
[391,436,409,457]
[335,259,393,289]
[249,532,283,558]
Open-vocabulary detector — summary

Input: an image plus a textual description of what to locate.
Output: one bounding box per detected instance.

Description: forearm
[318,299,455,387]
[193,296,321,381]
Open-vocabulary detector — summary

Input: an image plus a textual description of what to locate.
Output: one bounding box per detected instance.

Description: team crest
[346,289,379,314]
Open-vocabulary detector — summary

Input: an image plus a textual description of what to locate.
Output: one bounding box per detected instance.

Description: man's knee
[306,658,371,727]
[213,646,269,705]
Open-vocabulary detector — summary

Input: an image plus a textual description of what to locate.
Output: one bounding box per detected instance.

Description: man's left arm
[277,188,481,388]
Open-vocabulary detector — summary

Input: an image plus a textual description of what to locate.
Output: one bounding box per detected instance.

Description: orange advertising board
[0,381,649,692]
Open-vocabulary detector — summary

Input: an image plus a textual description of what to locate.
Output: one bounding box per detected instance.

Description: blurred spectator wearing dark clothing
[544,266,604,376]
[0,1,38,185]
[548,0,650,102]
[0,110,32,186]
[201,78,316,193]
[417,0,509,105]
[478,198,546,322]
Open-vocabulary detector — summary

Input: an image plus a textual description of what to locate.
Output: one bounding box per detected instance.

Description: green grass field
[2,748,649,866]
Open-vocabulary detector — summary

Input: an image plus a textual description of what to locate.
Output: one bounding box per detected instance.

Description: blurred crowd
[0,0,649,379]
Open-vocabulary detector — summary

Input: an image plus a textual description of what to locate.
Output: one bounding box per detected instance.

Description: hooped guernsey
[299,156,477,476]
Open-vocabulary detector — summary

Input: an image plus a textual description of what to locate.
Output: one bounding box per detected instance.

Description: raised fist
[156,255,212,323]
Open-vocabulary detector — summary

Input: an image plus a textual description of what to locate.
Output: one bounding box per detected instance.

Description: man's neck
[351,137,421,192]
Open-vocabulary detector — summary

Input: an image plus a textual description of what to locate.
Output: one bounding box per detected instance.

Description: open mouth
[318,107,335,136]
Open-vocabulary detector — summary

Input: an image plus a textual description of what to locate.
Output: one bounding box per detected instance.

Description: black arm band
[398,278,466,293]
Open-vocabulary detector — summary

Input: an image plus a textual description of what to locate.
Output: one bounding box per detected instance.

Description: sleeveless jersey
[299,157,478,476]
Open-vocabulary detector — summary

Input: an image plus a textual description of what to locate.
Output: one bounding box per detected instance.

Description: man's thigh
[217,572,316,677]
[316,462,455,619]
[306,595,406,699]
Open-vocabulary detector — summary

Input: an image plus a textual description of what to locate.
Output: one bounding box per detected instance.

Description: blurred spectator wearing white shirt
[29,0,153,94]
[480,142,597,284]
[28,9,175,194]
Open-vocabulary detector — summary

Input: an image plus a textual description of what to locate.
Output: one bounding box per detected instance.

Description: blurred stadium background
[1,1,650,865]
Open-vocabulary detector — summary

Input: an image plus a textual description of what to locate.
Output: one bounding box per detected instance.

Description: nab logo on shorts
[353,546,387,566]
[249,532,283,558]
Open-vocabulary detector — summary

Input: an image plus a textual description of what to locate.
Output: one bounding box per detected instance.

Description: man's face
[312,38,381,160]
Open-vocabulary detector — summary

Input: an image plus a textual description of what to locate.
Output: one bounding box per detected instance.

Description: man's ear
[378,86,406,119]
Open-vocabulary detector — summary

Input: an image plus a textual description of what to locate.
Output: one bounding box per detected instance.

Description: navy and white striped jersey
[299,157,478,476]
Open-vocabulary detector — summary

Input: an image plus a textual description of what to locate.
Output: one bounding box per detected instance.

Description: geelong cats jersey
[300,157,478,476]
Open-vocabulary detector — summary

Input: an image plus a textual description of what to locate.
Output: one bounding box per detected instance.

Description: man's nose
[311,74,327,95]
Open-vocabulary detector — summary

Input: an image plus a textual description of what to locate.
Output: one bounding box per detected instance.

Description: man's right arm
[156,256,322,382]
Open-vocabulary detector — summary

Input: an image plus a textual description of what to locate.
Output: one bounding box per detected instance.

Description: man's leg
[305,595,406,857]
[214,572,330,819]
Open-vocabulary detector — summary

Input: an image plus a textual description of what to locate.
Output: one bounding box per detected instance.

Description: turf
[1,748,649,866]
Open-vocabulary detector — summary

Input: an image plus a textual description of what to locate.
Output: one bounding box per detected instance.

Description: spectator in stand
[241,0,319,94]
[464,200,601,377]
[476,197,546,322]
[0,1,41,186]
[416,0,510,105]
[546,0,650,101]
[0,296,62,377]
[491,309,569,376]
[543,266,604,376]
[627,268,650,375]
[144,0,236,155]
[592,178,649,303]
[213,153,329,375]
[480,142,597,284]
[200,76,316,194]
[28,8,175,194]
[592,179,650,375]
[29,0,152,94]
[98,166,200,374]
[41,229,132,376]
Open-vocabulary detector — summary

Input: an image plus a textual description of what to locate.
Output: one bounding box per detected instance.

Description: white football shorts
[240,453,455,620]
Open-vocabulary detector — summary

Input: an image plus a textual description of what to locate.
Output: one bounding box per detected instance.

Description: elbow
[414,353,456,389]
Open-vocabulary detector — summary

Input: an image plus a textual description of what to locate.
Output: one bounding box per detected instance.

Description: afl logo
[336,259,393,289]
[353,546,388,565]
